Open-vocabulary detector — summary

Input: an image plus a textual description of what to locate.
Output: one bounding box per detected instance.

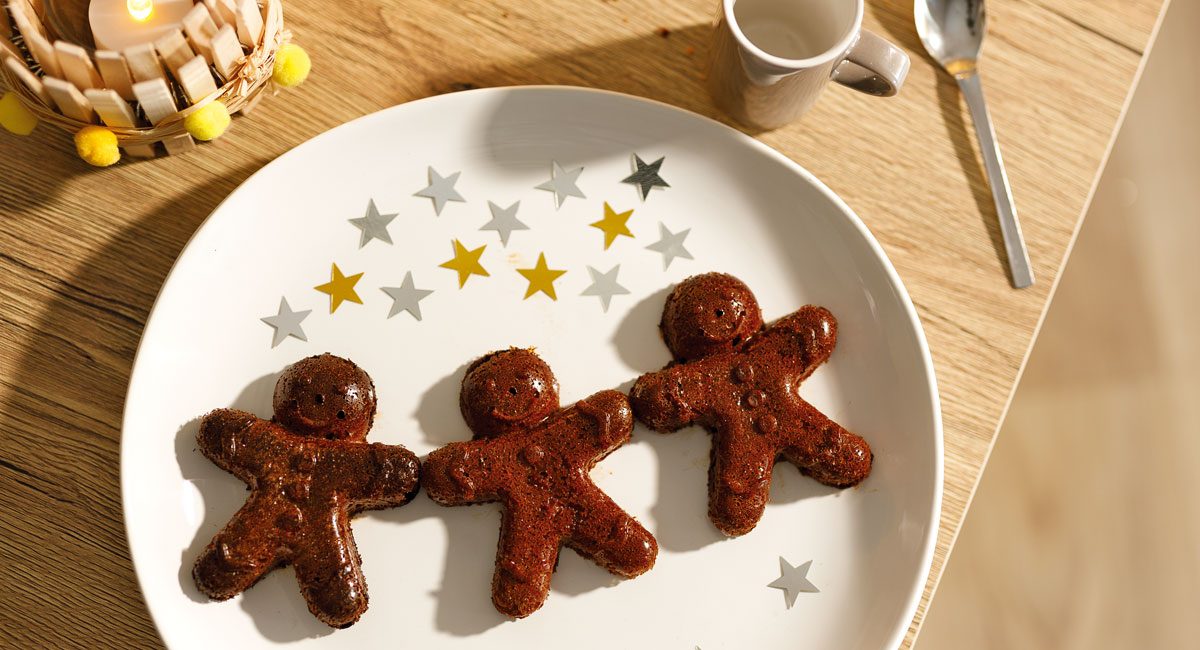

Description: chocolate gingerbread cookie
[630,273,872,536]
[422,349,658,618]
[192,354,421,627]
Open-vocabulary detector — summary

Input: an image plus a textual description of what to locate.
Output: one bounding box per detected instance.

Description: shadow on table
[865,0,1009,274]
[0,162,266,646]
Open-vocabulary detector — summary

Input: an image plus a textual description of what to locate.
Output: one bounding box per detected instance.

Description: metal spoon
[915,0,1034,288]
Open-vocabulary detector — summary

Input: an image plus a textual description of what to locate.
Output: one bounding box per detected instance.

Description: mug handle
[831,30,911,97]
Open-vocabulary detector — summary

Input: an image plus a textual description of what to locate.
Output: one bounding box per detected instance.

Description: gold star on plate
[314,263,364,313]
[517,253,566,300]
[439,239,489,288]
[590,202,635,249]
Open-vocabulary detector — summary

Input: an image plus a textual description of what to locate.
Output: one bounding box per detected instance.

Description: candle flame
[127,0,153,21]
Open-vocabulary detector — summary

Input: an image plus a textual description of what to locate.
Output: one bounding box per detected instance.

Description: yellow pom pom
[272,43,311,88]
[184,100,231,141]
[75,126,120,167]
[0,92,38,135]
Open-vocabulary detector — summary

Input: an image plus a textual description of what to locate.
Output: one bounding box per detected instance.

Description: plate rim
[120,84,944,650]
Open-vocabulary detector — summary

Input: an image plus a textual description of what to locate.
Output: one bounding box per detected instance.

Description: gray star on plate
[414,166,466,215]
[260,297,310,348]
[621,153,670,201]
[580,264,631,312]
[645,222,693,269]
[479,200,529,246]
[534,160,586,208]
[381,271,434,321]
[348,198,397,248]
[768,557,820,608]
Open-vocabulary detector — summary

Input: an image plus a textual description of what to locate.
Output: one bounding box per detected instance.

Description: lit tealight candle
[88,0,193,52]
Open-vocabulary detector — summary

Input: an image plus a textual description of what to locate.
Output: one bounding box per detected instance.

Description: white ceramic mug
[708,0,911,129]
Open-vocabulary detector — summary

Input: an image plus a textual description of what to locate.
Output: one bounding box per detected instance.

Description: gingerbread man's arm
[292,498,369,627]
[565,485,657,578]
[491,498,566,618]
[779,400,872,488]
[422,440,508,505]
[630,364,715,432]
[311,442,421,514]
[197,409,287,482]
[753,306,838,382]
[557,390,635,459]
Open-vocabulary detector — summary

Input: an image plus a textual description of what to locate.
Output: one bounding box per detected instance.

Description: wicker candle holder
[0,0,308,163]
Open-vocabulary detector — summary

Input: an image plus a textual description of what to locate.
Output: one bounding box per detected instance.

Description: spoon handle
[956,71,1035,288]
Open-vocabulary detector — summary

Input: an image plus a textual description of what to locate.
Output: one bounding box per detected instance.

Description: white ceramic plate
[122,86,941,650]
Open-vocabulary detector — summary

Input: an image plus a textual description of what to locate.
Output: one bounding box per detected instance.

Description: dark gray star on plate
[621,153,670,201]
[260,297,311,348]
[645,222,693,269]
[348,198,397,248]
[479,200,529,246]
[580,264,631,312]
[535,160,586,208]
[414,166,466,215]
[768,557,820,608]
[381,271,434,321]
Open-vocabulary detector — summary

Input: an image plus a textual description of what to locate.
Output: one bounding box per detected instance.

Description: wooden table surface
[0,0,1165,646]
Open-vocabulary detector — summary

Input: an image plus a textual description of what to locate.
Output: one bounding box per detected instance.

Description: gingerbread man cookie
[422,349,658,618]
[192,354,421,627]
[630,273,872,537]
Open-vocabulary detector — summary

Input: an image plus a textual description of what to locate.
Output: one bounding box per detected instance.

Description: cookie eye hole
[509,387,518,396]
[336,410,346,420]
[315,394,325,404]
[291,399,299,410]
[715,309,725,317]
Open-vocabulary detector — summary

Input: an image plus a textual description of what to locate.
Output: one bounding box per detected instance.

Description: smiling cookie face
[460,349,560,439]
[660,273,764,361]
[272,354,377,441]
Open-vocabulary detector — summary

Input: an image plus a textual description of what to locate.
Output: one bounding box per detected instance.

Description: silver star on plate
[645,222,693,269]
[580,264,631,312]
[534,160,586,208]
[381,271,434,321]
[768,557,820,608]
[414,166,466,215]
[260,297,311,348]
[621,153,670,201]
[349,198,397,248]
[479,200,529,246]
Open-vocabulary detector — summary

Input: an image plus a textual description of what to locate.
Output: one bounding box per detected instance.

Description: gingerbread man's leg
[707,429,777,536]
[291,501,368,627]
[193,494,288,599]
[780,401,872,488]
[566,487,657,578]
[491,499,566,618]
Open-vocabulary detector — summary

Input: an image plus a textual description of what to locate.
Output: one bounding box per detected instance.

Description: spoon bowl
[916,0,987,71]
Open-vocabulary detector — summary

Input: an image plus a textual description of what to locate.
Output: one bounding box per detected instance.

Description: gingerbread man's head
[660,273,764,362]
[460,349,561,439]
[272,354,377,441]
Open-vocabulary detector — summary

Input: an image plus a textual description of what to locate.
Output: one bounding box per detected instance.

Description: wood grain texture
[0,0,1164,647]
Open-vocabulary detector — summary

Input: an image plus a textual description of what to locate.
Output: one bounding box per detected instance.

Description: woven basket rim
[1,0,289,145]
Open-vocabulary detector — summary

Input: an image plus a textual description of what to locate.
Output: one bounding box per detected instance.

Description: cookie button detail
[520,444,546,466]
[743,389,766,408]
[756,414,778,434]
[291,450,318,473]
[275,503,304,532]
[284,478,311,502]
[733,363,755,383]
